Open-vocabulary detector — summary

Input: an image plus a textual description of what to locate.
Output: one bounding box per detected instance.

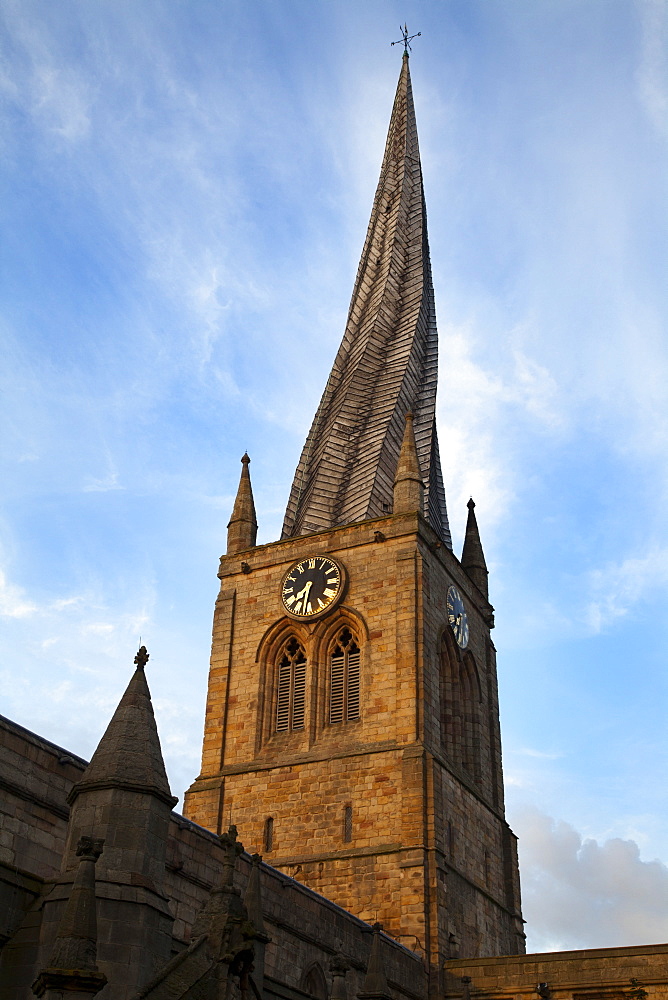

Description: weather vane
[391,24,421,55]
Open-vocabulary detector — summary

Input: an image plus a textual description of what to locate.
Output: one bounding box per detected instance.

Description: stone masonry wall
[0,715,86,956]
[0,715,426,1000]
[444,945,668,1000]
[184,510,523,967]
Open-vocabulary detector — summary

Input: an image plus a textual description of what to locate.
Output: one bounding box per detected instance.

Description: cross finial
[134,645,149,670]
[391,23,421,55]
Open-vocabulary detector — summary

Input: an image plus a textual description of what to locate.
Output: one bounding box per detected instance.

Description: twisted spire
[282,54,451,547]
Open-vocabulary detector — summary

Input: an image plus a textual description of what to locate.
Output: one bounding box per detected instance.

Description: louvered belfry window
[329,627,360,724]
[276,637,307,732]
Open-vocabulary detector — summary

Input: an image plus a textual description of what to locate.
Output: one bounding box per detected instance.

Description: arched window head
[329,626,360,724]
[276,636,307,732]
[302,963,327,1000]
[440,634,482,783]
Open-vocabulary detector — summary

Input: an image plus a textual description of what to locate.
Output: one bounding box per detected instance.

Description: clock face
[281,556,344,619]
[447,585,469,648]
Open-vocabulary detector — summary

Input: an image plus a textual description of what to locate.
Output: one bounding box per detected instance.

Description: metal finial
[391,23,421,55]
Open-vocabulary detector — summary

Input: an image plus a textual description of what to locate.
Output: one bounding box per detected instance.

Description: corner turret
[461,498,489,599]
[57,647,176,992]
[227,453,258,554]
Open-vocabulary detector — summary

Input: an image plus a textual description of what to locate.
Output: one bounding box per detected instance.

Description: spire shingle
[282,54,451,547]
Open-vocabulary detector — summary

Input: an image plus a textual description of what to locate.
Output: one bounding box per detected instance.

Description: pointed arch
[328,625,361,724]
[311,605,369,652]
[255,618,310,749]
[301,962,328,1000]
[440,629,482,783]
[461,651,483,782]
[313,609,367,727]
[254,616,309,664]
[275,635,307,732]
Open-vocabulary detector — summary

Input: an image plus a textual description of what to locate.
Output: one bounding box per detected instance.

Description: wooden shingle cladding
[282,54,452,548]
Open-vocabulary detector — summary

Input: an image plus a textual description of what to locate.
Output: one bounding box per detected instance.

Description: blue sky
[1,0,667,953]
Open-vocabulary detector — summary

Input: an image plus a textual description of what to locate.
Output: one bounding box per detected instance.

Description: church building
[183,49,523,969]
[1,47,666,1000]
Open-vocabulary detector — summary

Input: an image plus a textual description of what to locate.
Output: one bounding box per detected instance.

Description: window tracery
[276,636,307,732]
[329,626,360,724]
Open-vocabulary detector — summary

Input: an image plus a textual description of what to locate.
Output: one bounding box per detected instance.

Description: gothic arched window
[329,627,360,724]
[440,634,482,782]
[301,963,327,1000]
[276,636,307,732]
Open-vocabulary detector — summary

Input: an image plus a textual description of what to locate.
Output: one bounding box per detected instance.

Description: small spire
[357,923,391,1000]
[393,413,424,515]
[68,650,177,809]
[245,853,270,998]
[32,837,107,998]
[461,498,489,600]
[227,453,258,555]
[244,853,266,936]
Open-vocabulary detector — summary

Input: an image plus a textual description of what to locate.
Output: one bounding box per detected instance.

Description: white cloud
[517,747,564,760]
[583,547,668,634]
[0,10,93,144]
[517,807,668,952]
[637,0,668,141]
[0,570,36,618]
[83,472,125,493]
[33,63,93,141]
[439,323,568,541]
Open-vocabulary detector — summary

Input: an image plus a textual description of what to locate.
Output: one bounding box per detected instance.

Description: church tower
[184,53,525,977]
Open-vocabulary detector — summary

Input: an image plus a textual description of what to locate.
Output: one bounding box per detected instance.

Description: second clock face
[281,556,343,619]
[447,584,469,648]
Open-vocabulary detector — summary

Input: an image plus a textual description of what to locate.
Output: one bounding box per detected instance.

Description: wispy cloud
[0,570,37,618]
[516,747,564,760]
[439,323,568,542]
[83,472,125,493]
[584,547,668,634]
[637,0,668,141]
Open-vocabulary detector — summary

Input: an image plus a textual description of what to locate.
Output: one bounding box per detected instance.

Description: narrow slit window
[264,817,274,853]
[329,627,361,724]
[276,637,307,732]
[343,805,353,843]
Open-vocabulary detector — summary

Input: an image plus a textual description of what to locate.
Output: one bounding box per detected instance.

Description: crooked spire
[461,498,489,599]
[282,53,451,547]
